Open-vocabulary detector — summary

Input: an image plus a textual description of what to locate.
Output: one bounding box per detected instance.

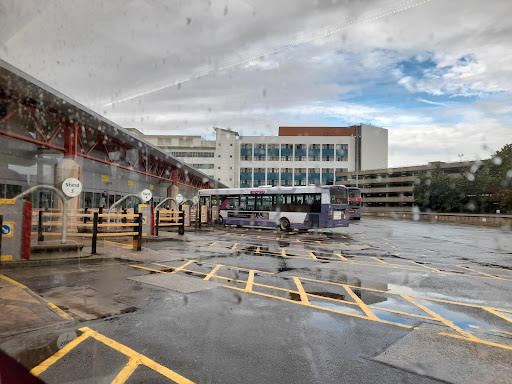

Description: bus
[347,187,362,220]
[197,185,350,231]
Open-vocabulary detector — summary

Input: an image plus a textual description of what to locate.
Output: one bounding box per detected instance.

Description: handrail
[15,185,68,244]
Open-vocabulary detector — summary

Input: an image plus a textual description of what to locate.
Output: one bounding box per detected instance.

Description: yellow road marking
[401,295,477,340]
[456,265,510,281]
[31,330,93,376]
[370,257,387,264]
[469,325,480,329]
[490,329,512,337]
[309,251,318,260]
[246,270,255,292]
[79,327,196,384]
[281,248,287,257]
[293,277,310,305]
[171,260,194,274]
[255,246,261,254]
[209,242,217,247]
[231,243,239,250]
[130,265,165,273]
[0,274,71,319]
[483,307,512,324]
[439,333,512,351]
[204,264,222,281]
[0,274,28,289]
[335,253,348,261]
[342,285,379,321]
[408,261,444,273]
[112,357,140,384]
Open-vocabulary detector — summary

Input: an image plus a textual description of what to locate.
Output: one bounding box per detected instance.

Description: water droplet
[492,156,502,165]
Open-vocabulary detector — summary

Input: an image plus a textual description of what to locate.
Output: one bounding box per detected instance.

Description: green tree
[414,164,463,212]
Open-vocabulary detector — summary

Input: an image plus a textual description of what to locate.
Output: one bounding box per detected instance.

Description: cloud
[1,0,512,167]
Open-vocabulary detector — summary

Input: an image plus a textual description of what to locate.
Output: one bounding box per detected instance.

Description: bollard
[92,212,98,255]
[155,211,160,237]
[122,208,127,224]
[98,207,103,226]
[38,210,44,242]
[136,212,143,251]
[178,204,185,235]
[84,207,88,224]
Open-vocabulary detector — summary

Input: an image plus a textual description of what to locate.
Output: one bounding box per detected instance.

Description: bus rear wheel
[279,218,290,231]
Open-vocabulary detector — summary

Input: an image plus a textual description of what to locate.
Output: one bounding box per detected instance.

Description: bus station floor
[1,217,511,383]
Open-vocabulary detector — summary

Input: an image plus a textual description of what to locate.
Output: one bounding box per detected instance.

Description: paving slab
[128,273,222,293]
[374,323,512,384]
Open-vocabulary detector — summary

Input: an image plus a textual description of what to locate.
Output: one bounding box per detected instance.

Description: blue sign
[2,223,14,238]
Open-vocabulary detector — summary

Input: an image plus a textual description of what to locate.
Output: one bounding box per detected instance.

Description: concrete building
[336,161,472,212]
[130,124,388,188]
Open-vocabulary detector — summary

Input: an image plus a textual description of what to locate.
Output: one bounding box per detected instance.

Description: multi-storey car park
[335,161,473,213]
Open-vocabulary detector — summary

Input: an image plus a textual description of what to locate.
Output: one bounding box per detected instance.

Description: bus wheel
[219,215,224,225]
[280,218,290,231]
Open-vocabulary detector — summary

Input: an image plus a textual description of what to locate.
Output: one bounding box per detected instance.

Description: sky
[1,0,511,167]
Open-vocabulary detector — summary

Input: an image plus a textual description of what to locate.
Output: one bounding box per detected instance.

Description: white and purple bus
[198,185,350,231]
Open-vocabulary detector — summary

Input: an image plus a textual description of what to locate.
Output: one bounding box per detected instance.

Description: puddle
[289,291,345,301]
[16,330,83,370]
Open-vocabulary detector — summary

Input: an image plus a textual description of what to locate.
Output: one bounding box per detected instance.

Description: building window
[240,144,253,161]
[170,151,214,158]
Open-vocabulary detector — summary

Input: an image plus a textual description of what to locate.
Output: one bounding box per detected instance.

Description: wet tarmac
[1,217,511,383]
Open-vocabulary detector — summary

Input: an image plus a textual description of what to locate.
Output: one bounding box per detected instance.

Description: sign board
[61,178,82,198]
[193,196,199,204]
[1,222,14,238]
[175,194,184,204]
[101,175,109,182]
[128,180,134,186]
[140,189,152,202]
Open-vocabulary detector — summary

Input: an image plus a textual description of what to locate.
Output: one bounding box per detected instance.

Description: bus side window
[247,195,256,211]
[294,194,305,212]
[239,196,247,210]
[312,194,321,213]
[261,195,272,211]
[275,194,284,211]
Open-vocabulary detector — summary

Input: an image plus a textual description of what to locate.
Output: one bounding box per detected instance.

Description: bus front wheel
[280,218,290,231]
[219,215,224,225]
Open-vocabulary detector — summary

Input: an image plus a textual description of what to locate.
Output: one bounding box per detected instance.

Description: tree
[414,164,463,212]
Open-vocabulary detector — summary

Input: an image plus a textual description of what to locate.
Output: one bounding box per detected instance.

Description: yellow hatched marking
[292,277,310,306]
[490,329,512,337]
[309,251,318,260]
[226,286,411,329]
[31,331,93,376]
[401,295,477,340]
[130,265,165,273]
[335,253,348,261]
[246,270,255,292]
[171,260,194,274]
[439,333,512,351]
[209,242,217,247]
[231,243,239,250]
[342,284,379,321]
[281,248,287,257]
[408,260,444,273]
[112,357,140,384]
[255,246,261,254]
[456,265,509,281]
[483,307,512,324]
[204,264,222,281]
[370,257,387,264]
[80,327,196,384]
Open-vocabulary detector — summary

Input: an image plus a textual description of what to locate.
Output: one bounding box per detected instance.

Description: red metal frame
[0,96,210,190]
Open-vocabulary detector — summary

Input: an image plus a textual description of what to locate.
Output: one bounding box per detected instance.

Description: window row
[221,193,322,213]
[170,151,215,158]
